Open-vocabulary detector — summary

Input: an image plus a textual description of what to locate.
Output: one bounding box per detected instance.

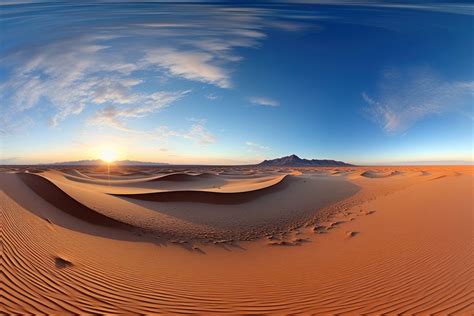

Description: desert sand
[1,165,473,314]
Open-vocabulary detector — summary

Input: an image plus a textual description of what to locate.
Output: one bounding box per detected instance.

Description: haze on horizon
[1,1,473,165]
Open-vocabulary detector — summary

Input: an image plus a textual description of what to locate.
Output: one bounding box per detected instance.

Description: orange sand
[1,165,473,314]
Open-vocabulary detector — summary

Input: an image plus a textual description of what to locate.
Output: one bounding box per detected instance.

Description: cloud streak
[144,49,230,88]
[249,96,280,107]
[246,141,270,151]
[280,1,474,16]
[363,68,474,134]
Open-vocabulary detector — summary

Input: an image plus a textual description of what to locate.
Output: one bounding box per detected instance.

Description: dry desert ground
[1,165,473,314]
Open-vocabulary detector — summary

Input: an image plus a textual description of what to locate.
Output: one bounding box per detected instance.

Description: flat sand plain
[1,165,473,314]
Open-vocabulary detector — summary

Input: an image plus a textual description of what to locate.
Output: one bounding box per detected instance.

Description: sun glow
[100,148,118,163]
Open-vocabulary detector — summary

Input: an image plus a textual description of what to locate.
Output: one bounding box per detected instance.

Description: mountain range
[258,154,352,167]
[43,155,351,167]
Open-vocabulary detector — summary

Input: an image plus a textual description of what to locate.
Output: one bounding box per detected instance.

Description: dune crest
[110,174,290,204]
[16,173,132,228]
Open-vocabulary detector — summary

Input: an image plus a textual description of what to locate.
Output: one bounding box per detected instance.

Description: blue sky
[1,1,473,165]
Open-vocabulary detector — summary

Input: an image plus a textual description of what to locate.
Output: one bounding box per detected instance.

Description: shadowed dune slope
[17,173,131,228]
[361,170,403,178]
[110,175,290,204]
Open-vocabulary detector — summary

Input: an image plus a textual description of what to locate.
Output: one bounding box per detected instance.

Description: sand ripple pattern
[1,166,473,314]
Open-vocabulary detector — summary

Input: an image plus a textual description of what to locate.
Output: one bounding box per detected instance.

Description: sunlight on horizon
[99,147,118,163]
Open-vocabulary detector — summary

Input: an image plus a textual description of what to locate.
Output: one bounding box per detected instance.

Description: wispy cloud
[0,116,34,136]
[206,93,218,100]
[4,1,472,16]
[89,110,216,146]
[281,1,474,16]
[143,48,230,88]
[183,121,217,145]
[89,90,189,131]
[1,37,142,127]
[249,96,280,107]
[363,68,474,134]
[246,141,270,151]
[0,4,311,133]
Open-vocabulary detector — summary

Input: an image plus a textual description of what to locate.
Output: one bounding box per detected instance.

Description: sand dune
[360,170,403,178]
[1,165,473,314]
[110,175,289,204]
[16,173,132,229]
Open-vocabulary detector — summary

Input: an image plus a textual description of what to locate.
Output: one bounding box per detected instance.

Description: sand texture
[1,165,473,314]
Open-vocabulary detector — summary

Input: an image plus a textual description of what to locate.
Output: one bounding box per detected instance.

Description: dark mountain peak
[258,155,353,167]
[288,154,301,159]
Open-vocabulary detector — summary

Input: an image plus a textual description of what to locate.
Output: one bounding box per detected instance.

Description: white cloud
[144,48,230,88]
[183,121,216,145]
[1,37,144,127]
[90,78,143,105]
[363,68,474,134]
[249,96,280,107]
[206,93,218,100]
[245,141,270,151]
[89,90,189,130]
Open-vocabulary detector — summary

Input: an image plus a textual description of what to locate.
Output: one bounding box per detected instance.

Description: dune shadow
[109,175,290,205]
[1,172,255,252]
[1,173,169,246]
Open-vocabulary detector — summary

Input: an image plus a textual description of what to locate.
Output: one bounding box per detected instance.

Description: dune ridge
[110,174,290,204]
[16,173,132,229]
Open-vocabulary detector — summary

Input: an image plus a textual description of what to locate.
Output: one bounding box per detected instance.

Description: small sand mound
[313,225,327,233]
[327,221,346,229]
[345,231,359,238]
[54,257,73,269]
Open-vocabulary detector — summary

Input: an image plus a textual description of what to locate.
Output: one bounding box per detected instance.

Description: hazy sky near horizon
[1,1,473,165]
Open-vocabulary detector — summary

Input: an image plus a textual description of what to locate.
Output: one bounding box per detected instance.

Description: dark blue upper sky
[1,1,473,164]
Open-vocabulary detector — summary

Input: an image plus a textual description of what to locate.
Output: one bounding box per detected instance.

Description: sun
[100,148,118,163]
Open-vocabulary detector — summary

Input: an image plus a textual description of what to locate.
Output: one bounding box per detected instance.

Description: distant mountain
[258,154,353,167]
[47,159,169,166]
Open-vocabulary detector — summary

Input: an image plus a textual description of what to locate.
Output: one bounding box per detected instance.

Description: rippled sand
[1,165,473,314]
